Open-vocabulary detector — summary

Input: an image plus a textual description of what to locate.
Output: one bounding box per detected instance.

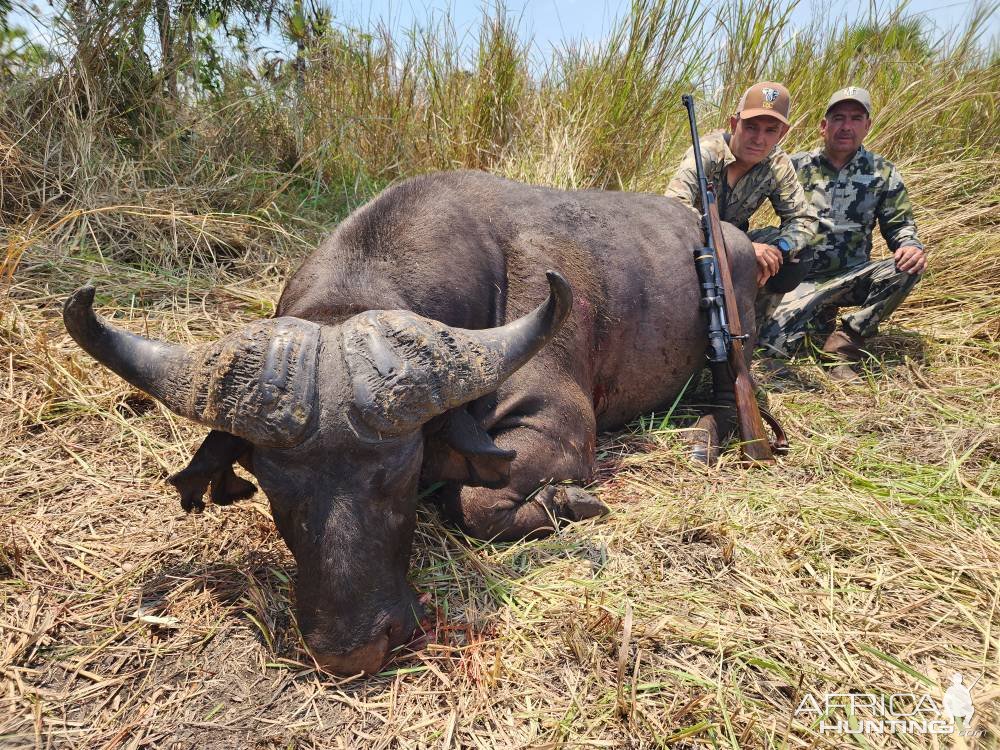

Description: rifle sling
[760,406,790,455]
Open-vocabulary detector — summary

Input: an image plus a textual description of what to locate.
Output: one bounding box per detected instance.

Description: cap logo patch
[845,86,858,96]
[762,87,780,102]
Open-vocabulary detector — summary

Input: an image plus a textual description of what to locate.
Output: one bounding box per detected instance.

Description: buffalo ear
[423,409,516,489]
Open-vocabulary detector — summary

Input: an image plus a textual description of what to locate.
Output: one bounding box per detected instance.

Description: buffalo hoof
[210,468,257,506]
[539,484,610,523]
[687,431,721,466]
[681,414,727,467]
[168,465,256,512]
[168,468,210,512]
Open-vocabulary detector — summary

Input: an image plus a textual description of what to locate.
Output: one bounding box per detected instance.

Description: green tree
[0,25,52,75]
[58,0,278,101]
[842,17,931,60]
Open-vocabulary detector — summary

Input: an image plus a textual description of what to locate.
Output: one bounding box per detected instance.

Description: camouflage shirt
[665,130,817,258]
[791,146,924,279]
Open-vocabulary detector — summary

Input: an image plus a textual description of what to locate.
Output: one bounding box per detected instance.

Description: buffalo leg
[685,361,738,465]
[442,385,609,542]
[168,430,256,512]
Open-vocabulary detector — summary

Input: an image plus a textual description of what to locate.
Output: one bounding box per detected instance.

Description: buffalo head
[63,273,571,675]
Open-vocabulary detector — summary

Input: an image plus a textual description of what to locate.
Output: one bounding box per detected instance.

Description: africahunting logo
[794,672,984,736]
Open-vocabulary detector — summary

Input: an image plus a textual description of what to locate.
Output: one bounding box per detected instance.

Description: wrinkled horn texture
[165,318,322,447]
[63,284,321,448]
[342,271,571,435]
[343,311,504,435]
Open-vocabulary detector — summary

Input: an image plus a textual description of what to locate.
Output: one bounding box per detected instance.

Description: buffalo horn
[344,271,573,434]
[63,285,319,447]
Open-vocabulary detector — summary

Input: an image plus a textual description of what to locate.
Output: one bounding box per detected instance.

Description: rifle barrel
[681,95,713,236]
[682,94,729,364]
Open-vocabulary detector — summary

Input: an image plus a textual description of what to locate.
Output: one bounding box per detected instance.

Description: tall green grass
[1,0,996,273]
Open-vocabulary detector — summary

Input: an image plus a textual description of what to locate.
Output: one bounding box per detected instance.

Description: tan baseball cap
[736,82,791,125]
[825,86,873,115]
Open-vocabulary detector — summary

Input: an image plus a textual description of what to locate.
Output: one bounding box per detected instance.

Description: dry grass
[2,184,997,750]
[2,0,999,747]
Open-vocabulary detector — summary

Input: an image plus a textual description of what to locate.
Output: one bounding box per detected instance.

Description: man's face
[821,101,871,158]
[728,114,788,165]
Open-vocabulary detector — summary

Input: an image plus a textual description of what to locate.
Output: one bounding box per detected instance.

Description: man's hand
[753,242,783,287]
[894,245,926,275]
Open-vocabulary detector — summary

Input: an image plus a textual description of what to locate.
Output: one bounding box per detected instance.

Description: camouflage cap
[825,86,873,116]
[736,82,791,125]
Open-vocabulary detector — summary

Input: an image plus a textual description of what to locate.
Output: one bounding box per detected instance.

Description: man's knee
[899,270,922,295]
[872,258,922,290]
[765,254,814,294]
[766,239,815,293]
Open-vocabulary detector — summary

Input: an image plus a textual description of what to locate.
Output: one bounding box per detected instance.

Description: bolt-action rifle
[681,94,785,462]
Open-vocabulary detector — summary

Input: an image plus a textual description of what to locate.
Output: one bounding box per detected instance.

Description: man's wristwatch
[775,238,792,258]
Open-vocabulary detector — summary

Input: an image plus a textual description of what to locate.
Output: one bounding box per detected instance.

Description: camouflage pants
[746,226,813,339]
[755,258,920,358]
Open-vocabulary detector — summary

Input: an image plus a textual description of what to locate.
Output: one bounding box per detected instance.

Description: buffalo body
[65,170,756,674]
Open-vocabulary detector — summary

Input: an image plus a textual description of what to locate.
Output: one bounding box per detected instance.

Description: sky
[8,0,998,60]
[353,0,997,57]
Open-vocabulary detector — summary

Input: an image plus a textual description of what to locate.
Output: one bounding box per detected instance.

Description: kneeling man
[666,82,817,460]
[758,87,927,380]
[666,81,818,289]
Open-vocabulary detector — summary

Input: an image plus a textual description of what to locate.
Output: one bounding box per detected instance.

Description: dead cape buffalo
[63,170,758,675]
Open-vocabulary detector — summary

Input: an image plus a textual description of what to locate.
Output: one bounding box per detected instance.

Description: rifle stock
[706,197,774,463]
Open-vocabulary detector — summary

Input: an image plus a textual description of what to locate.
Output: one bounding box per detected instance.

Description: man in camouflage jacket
[667,82,818,293]
[667,82,818,463]
[757,87,927,381]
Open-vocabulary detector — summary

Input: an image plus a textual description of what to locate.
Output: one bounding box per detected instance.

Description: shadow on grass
[756,328,930,388]
[867,329,930,369]
[135,550,298,655]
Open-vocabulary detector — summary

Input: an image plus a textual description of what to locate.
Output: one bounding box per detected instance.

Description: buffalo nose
[313,633,390,676]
